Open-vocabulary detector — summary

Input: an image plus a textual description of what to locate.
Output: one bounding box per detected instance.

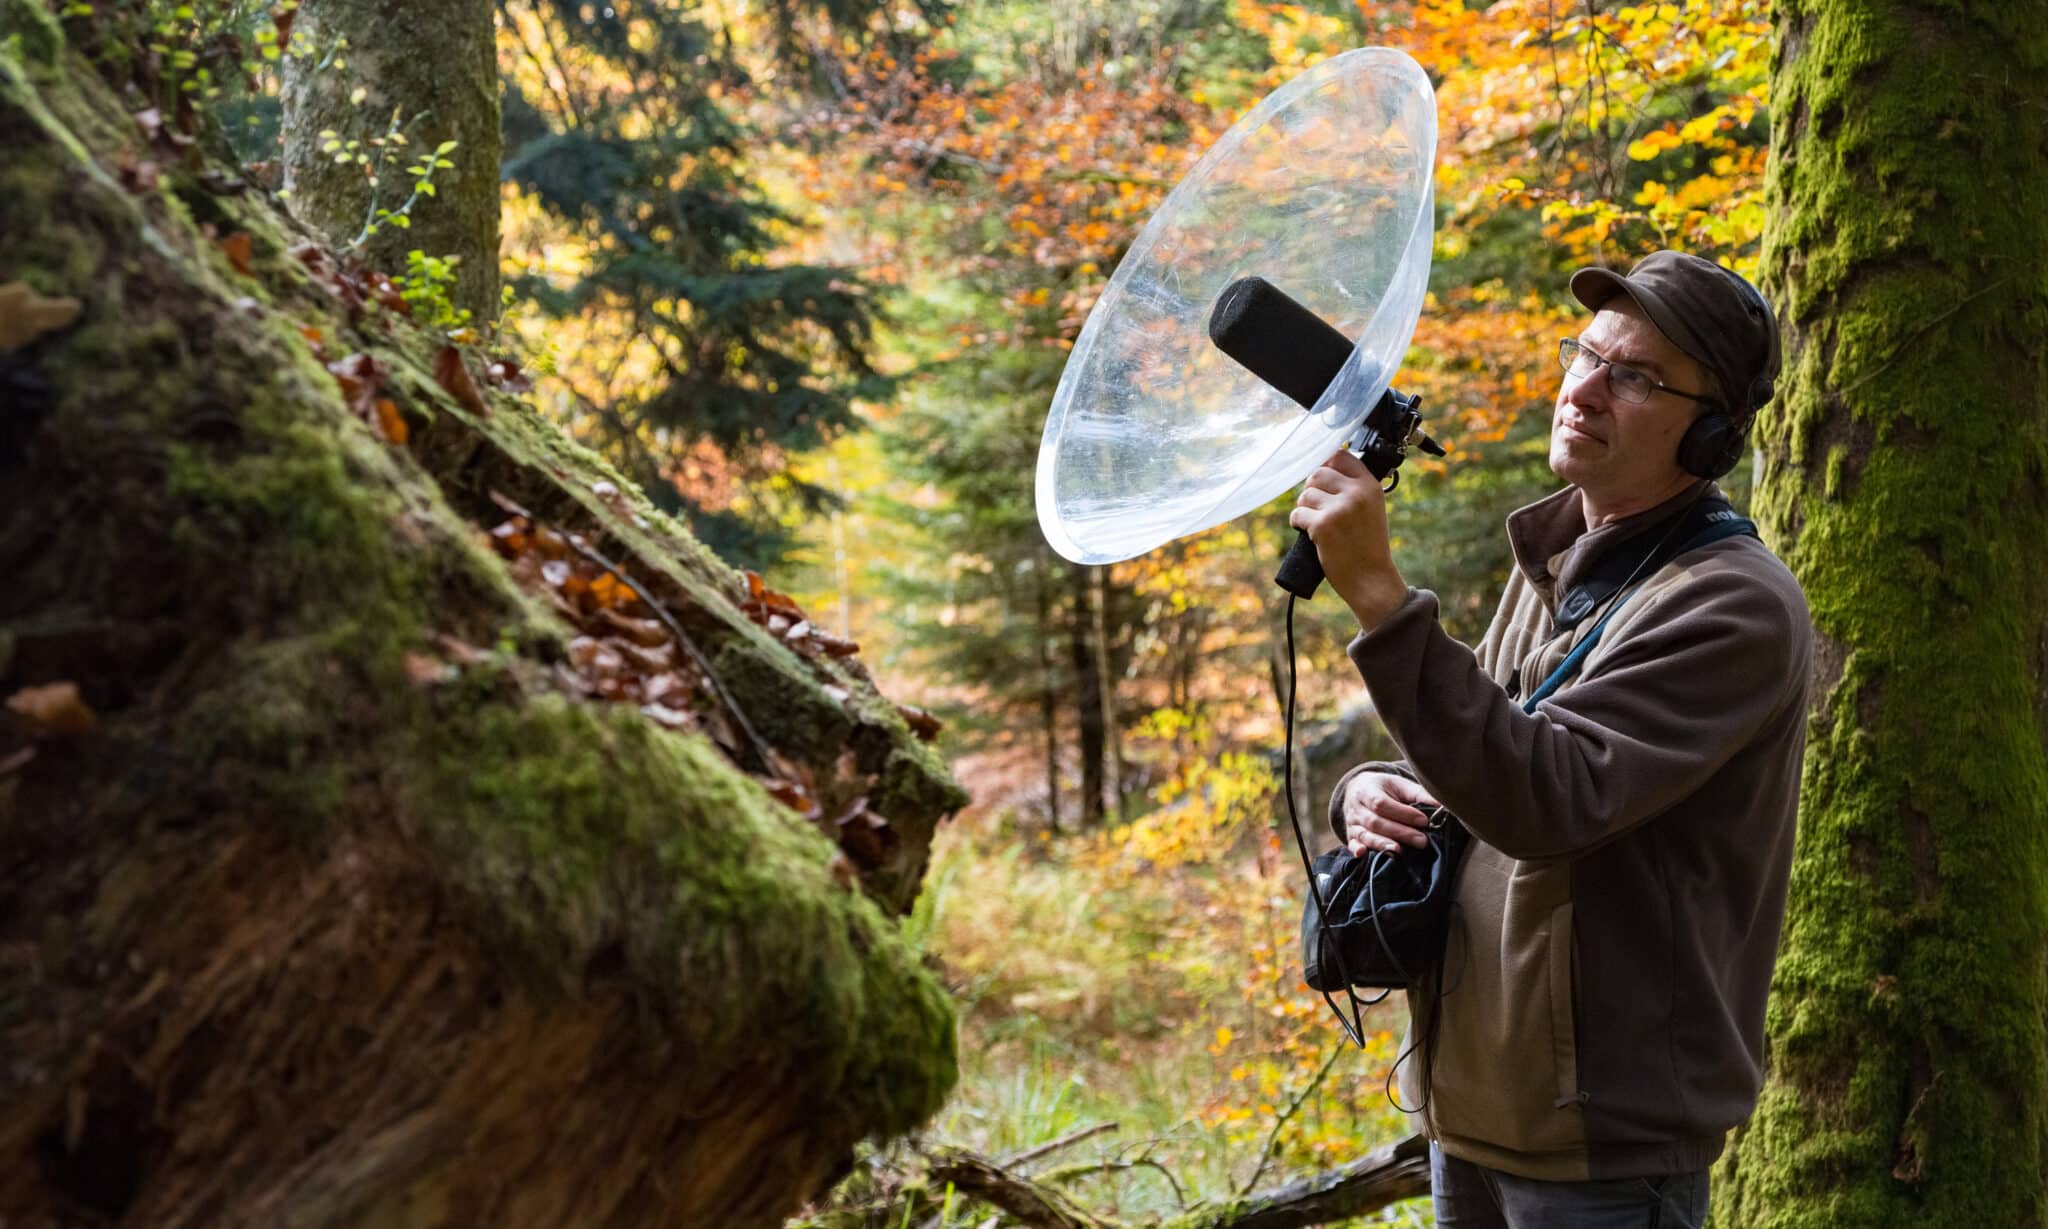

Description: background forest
[471,1,1774,1222]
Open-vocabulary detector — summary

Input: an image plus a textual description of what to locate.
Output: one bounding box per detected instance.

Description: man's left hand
[1289,450,1409,632]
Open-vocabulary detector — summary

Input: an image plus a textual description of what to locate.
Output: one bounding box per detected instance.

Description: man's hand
[1288,450,1409,631]
[1340,771,1443,855]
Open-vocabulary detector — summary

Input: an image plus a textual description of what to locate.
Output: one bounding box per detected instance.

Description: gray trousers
[1430,1143,1709,1229]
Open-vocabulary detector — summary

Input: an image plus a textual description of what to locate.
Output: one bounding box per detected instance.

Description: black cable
[1281,596,1385,1054]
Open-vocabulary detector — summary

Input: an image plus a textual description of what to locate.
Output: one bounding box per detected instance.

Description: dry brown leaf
[812,629,862,658]
[325,351,387,418]
[432,346,491,417]
[6,682,97,735]
[485,356,533,393]
[218,232,254,277]
[373,397,408,445]
[641,702,696,731]
[0,282,83,352]
[118,154,162,193]
[596,607,669,648]
[765,777,820,819]
[897,703,942,742]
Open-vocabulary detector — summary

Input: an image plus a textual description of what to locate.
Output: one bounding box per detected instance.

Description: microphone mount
[1207,276,1445,599]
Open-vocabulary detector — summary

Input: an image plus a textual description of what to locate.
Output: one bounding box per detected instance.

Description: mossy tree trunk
[1719,2,2048,1225]
[280,0,501,322]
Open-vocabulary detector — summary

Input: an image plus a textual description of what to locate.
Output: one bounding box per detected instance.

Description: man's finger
[1384,776,1443,810]
[1324,451,1370,478]
[1302,466,1345,493]
[1295,487,1328,509]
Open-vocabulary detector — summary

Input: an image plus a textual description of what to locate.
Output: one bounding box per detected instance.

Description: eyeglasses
[1556,338,1714,406]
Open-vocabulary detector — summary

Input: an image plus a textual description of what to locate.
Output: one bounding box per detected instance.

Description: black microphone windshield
[1207,276,1356,412]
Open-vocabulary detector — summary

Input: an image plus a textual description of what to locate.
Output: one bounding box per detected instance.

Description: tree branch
[1192,1134,1431,1229]
[925,1147,1110,1229]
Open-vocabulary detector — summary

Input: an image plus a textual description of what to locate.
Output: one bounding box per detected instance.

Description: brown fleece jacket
[1327,481,1811,1181]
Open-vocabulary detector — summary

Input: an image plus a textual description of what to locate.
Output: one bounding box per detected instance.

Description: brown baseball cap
[1568,250,1781,416]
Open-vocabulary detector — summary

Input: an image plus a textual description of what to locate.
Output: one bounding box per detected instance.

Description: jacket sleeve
[1346,566,1807,860]
[1325,759,1415,843]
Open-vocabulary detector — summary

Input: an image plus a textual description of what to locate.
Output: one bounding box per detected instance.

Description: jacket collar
[1506,479,1718,610]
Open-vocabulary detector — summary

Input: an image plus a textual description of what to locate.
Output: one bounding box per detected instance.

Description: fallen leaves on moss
[483,495,902,881]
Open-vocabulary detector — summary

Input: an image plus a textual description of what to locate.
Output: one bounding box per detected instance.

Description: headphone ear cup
[1678,411,1744,479]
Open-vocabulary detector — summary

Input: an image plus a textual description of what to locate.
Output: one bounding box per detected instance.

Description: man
[1289,251,1811,1228]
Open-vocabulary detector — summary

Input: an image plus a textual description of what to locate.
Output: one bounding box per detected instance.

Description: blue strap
[1520,517,1756,714]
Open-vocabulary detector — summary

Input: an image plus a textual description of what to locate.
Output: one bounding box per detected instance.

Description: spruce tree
[499,0,892,564]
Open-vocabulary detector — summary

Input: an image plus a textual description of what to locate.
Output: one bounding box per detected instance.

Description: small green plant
[329,106,457,249]
[394,249,471,332]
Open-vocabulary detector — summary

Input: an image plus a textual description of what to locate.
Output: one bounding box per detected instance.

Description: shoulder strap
[1522,513,1757,713]
[1553,495,1750,634]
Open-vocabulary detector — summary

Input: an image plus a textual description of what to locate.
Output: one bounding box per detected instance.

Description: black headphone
[1676,269,1780,479]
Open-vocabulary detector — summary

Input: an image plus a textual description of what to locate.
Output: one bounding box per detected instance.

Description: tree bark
[1068,561,1106,826]
[1719,2,2048,1224]
[281,0,502,321]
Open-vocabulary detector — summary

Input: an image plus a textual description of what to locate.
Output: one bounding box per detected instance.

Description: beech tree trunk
[0,11,961,1227]
[281,0,502,321]
[1718,2,2048,1224]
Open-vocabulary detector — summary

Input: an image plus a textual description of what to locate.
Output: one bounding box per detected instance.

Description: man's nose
[1564,366,1615,411]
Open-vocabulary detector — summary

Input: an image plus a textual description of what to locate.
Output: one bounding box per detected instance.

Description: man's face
[1548,302,1712,504]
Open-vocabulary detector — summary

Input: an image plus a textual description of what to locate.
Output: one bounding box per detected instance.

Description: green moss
[412,691,956,1132]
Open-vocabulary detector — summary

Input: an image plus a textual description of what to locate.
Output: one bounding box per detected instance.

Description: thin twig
[487,491,775,771]
[1003,1121,1119,1169]
[1238,1044,1343,1198]
[1836,277,2012,397]
[1040,1157,1188,1209]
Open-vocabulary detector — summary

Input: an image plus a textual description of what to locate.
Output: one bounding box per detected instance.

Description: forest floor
[827,792,1436,1226]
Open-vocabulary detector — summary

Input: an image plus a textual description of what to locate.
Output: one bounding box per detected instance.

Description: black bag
[1301,805,1468,991]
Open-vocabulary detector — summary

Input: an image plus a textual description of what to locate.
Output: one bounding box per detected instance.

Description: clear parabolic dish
[1035,47,1437,565]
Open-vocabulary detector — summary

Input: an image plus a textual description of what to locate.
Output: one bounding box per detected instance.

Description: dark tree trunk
[1035,566,1063,833]
[1067,562,1106,827]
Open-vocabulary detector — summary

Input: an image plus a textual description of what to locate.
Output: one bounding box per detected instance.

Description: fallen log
[0,5,964,1225]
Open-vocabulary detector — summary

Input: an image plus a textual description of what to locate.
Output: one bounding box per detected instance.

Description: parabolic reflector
[1035,48,1437,565]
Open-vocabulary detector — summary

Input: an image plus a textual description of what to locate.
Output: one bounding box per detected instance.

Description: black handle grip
[1276,528,1324,599]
